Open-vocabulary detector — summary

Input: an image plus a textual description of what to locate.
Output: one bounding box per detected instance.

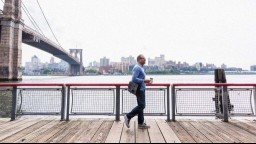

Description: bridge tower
[0,0,24,81]
[69,49,84,76]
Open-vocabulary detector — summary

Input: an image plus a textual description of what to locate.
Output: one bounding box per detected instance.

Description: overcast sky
[1,0,256,70]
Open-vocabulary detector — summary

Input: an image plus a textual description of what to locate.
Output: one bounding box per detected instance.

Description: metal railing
[1,83,256,123]
[65,84,171,121]
[172,83,256,122]
[0,83,66,121]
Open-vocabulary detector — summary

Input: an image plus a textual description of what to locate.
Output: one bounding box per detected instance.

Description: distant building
[99,66,113,74]
[50,57,55,64]
[148,55,166,67]
[221,64,227,69]
[58,60,69,71]
[25,55,43,75]
[164,60,176,69]
[112,62,129,73]
[194,62,203,71]
[155,55,166,67]
[148,58,156,66]
[206,63,216,69]
[100,57,110,67]
[251,65,256,71]
[121,56,136,65]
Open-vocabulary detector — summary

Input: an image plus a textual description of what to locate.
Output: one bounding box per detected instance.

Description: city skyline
[25,54,249,71]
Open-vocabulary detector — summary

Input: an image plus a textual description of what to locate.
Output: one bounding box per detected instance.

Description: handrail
[66,83,171,87]
[0,83,65,87]
[1,83,256,87]
[173,83,256,87]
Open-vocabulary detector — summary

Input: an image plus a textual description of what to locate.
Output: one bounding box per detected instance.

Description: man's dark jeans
[126,90,146,125]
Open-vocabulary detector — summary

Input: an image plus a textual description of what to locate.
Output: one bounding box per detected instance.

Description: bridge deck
[0,118,256,143]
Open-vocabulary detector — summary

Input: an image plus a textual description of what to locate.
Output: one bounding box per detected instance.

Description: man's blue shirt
[132,64,146,91]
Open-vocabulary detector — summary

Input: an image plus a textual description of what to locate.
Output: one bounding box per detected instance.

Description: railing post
[61,86,66,121]
[11,86,17,121]
[172,86,176,122]
[254,86,256,115]
[66,86,71,121]
[222,86,229,122]
[116,86,121,121]
[167,85,171,122]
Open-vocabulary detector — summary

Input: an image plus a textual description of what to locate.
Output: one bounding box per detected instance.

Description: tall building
[221,64,227,69]
[89,61,100,68]
[50,57,55,64]
[148,58,155,66]
[121,56,136,65]
[155,55,166,67]
[148,55,166,67]
[25,55,43,75]
[194,62,203,71]
[100,57,110,67]
[251,65,256,71]
[206,63,216,69]
[112,62,129,73]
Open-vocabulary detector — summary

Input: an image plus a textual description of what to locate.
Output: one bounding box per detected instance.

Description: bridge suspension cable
[36,0,62,47]
[21,1,45,36]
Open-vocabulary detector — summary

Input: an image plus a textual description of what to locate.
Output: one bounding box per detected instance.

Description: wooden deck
[0,118,256,143]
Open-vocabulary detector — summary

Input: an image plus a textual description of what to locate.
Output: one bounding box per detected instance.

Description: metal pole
[167,86,171,122]
[172,86,176,122]
[116,86,121,121]
[222,86,229,122]
[61,86,66,121]
[254,86,256,115]
[66,86,70,121]
[11,86,17,121]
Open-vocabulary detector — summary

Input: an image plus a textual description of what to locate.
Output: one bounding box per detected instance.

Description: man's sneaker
[124,115,130,128]
[138,123,150,129]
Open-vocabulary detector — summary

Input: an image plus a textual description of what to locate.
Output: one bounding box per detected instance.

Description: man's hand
[144,80,151,84]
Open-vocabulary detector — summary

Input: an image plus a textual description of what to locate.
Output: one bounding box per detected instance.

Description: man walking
[124,54,151,129]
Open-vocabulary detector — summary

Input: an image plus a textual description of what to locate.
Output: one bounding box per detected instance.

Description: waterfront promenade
[0,117,256,143]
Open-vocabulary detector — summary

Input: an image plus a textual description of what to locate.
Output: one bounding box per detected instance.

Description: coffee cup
[150,78,153,84]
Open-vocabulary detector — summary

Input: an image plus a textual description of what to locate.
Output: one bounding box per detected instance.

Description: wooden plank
[135,120,150,143]
[147,119,166,143]
[90,120,114,143]
[0,120,50,143]
[0,119,9,125]
[105,120,124,143]
[0,121,8,126]
[14,120,61,143]
[0,119,39,141]
[0,118,9,122]
[168,122,196,143]
[239,119,256,129]
[156,119,181,143]
[229,120,256,136]
[73,120,104,143]
[120,119,135,143]
[190,121,226,143]
[58,121,85,143]
[179,121,211,143]
[66,120,93,143]
[210,121,256,143]
[31,121,75,143]
[199,121,240,143]
[46,121,82,143]
[15,121,60,143]
[0,118,32,133]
